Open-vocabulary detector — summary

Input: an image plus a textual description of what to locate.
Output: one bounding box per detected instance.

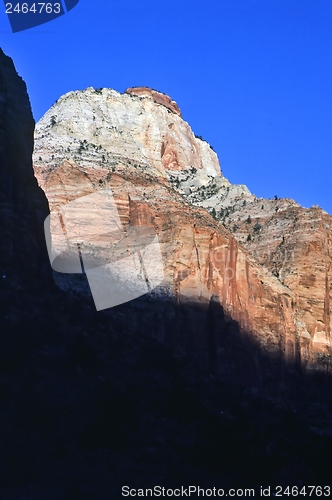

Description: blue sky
[1,0,332,213]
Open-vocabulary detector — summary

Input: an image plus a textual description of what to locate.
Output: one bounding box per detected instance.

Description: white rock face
[34,87,225,190]
[34,86,254,229]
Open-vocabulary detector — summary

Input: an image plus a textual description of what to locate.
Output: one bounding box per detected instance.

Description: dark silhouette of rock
[0,48,51,292]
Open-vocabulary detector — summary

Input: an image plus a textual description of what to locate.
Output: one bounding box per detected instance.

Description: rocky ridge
[0,48,50,292]
[172,156,332,358]
[33,86,332,372]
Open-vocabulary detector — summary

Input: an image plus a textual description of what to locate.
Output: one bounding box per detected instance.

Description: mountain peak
[125,86,182,116]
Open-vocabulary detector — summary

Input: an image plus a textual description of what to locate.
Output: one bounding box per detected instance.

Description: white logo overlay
[44,188,164,311]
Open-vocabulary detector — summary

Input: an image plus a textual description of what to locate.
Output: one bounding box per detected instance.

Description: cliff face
[172,155,332,370]
[2,54,332,497]
[33,86,332,372]
[217,199,332,357]
[0,48,50,293]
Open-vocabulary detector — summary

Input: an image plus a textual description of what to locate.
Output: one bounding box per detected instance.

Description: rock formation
[0,48,51,293]
[125,86,182,116]
[33,86,332,373]
[2,53,332,497]
[171,154,332,371]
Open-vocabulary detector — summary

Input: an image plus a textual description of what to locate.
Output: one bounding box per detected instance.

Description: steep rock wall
[0,48,50,293]
[32,86,331,372]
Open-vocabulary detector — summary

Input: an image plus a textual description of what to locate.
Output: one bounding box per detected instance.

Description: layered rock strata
[2,57,332,497]
[171,155,332,366]
[33,86,332,371]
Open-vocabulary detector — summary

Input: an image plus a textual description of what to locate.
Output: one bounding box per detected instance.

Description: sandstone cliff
[171,152,332,370]
[2,52,332,497]
[33,86,332,372]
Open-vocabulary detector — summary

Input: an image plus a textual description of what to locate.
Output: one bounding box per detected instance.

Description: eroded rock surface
[125,86,182,116]
[3,50,332,499]
[173,163,332,369]
[33,86,332,371]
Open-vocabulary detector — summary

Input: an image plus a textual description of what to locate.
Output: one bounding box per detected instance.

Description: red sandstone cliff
[32,86,332,372]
